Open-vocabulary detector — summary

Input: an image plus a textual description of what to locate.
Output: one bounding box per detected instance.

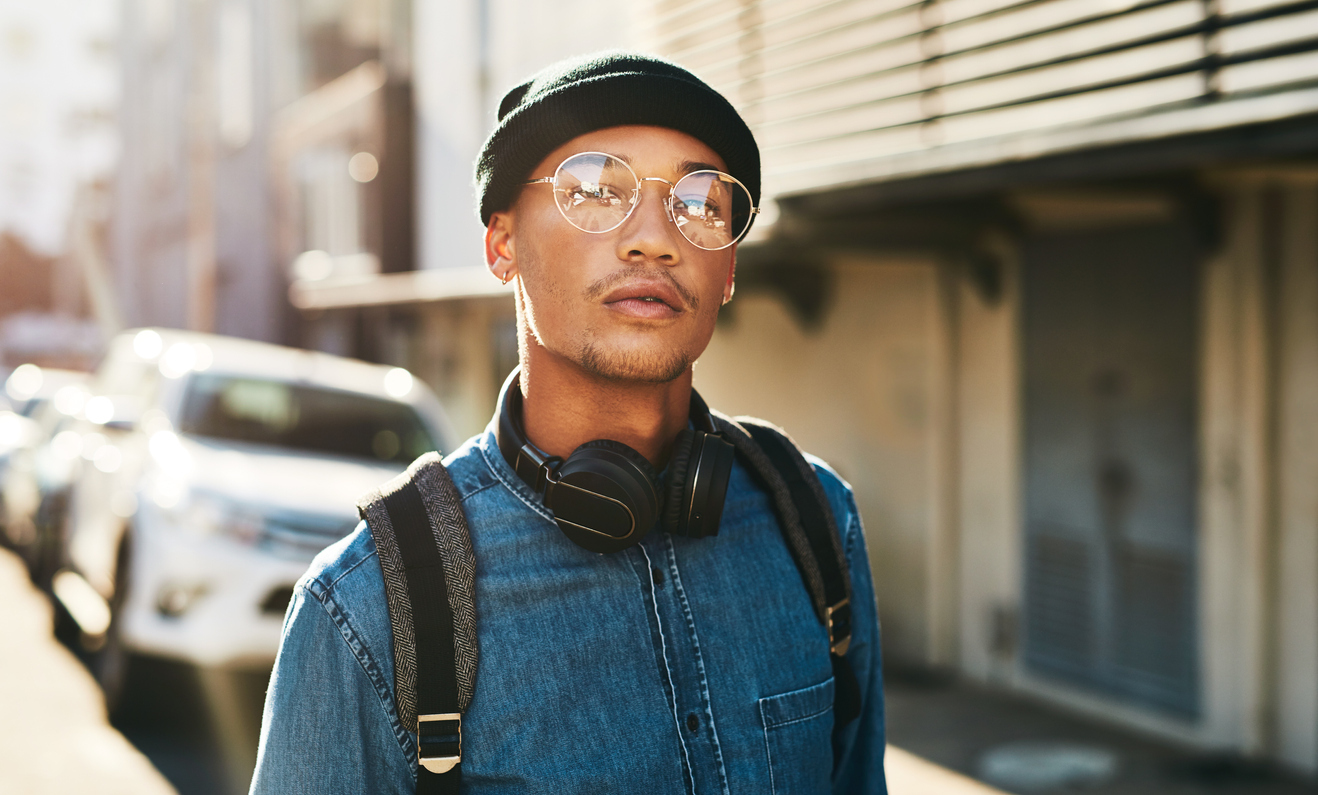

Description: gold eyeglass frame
[524,151,760,251]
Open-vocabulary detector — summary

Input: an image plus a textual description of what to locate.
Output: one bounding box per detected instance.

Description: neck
[519,349,693,468]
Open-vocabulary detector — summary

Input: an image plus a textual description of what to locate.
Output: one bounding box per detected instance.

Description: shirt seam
[478,435,555,521]
[304,574,415,769]
[839,497,870,658]
[759,700,835,729]
[638,542,697,795]
[664,535,731,795]
[320,545,379,591]
[458,479,498,503]
[842,492,861,561]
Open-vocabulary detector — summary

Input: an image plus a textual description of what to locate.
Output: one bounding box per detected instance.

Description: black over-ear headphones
[495,369,736,554]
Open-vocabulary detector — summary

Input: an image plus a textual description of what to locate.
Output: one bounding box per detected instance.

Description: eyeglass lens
[551,152,752,250]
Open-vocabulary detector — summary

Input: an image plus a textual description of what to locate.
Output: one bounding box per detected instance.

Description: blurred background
[4,0,1318,793]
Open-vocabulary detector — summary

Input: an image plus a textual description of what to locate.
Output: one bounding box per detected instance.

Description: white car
[1,366,93,582]
[57,329,454,699]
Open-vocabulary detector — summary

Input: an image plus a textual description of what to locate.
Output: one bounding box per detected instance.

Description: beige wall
[695,257,956,667]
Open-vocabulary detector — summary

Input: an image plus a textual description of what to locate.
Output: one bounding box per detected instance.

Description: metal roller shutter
[642,0,1318,199]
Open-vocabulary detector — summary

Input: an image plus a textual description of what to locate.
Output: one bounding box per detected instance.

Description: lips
[602,280,685,318]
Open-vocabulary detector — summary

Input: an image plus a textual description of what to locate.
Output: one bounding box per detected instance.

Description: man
[250,52,886,794]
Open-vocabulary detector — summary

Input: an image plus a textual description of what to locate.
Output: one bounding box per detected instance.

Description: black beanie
[475,51,760,227]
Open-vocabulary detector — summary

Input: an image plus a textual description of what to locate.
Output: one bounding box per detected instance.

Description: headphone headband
[493,368,734,552]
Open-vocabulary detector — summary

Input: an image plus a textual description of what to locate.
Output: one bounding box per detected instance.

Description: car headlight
[170,492,264,544]
[181,494,227,537]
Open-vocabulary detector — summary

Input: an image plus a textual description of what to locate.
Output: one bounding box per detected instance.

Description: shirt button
[652,567,665,586]
[686,713,699,733]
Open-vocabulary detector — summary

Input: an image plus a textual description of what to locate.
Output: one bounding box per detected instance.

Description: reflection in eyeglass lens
[672,172,740,249]
[556,154,637,232]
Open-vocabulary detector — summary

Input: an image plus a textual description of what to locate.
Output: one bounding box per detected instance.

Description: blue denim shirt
[249,425,886,794]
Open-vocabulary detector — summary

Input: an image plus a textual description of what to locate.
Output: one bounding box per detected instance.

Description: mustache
[584,267,700,311]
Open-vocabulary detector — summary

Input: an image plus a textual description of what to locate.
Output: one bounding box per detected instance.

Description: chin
[577,340,692,384]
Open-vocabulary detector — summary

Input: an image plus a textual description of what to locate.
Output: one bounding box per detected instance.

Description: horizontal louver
[642,0,1318,199]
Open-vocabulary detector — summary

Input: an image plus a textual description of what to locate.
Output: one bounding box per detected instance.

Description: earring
[501,271,510,285]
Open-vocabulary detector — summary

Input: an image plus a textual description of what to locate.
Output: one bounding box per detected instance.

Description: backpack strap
[709,412,863,739]
[357,453,478,795]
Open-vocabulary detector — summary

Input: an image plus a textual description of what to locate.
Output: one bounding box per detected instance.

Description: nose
[615,179,682,265]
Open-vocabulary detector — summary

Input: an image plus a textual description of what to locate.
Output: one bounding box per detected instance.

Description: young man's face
[489,125,737,384]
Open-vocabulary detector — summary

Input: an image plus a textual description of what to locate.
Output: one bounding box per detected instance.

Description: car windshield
[178,373,436,465]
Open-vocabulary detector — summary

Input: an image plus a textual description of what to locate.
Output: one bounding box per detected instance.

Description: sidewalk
[887,744,1009,793]
[886,669,1315,794]
[0,547,177,795]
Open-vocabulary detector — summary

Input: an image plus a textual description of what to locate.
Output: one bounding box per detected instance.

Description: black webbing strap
[737,421,863,741]
[377,480,461,795]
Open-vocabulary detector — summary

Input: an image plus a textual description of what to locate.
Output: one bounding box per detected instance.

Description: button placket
[641,534,728,795]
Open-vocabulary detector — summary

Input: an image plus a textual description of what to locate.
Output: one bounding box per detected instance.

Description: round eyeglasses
[524,151,759,251]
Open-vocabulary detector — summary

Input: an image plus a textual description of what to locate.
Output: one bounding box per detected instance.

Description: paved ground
[887,745,1010,793]
[111,657,267,795]
[0,547,176,795]
[886,670,1318,794]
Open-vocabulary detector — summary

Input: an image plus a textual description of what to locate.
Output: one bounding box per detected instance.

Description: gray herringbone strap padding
[736,415,852,599]
[357,452,478,730]
[710,411,829,623]
[411,455,479,709]
[358,486,419,727]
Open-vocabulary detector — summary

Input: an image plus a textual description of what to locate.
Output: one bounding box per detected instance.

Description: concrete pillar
[955,239,1022,683]
[1199,183,1273,752]
[1273,183,1318,773]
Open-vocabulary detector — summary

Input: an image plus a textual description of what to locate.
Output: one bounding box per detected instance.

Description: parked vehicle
[1,366,93,584]
[4,364,92,419]
[0,407,40,537]
[54,329,455,702]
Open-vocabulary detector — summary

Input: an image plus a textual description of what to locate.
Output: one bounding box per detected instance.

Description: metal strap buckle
[417,713,461,774]
[825,598,852,656]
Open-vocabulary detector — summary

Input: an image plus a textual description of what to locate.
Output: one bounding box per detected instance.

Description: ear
[722,245,737,305]
[485,212,517,281]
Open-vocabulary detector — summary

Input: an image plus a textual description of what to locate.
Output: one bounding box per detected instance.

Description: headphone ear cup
[661,428,696,535]
[666,430,735,540]
[573,439,661,487]
[548,439,661,553]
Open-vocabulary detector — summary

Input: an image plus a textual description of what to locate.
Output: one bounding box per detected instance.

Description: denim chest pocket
[758,676,834,795]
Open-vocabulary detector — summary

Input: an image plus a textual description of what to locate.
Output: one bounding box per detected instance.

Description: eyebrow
[677,159,723,175]
[608,153,724,175]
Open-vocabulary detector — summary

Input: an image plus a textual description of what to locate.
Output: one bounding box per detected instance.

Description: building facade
[0,0,118,368]
[113,0,414,347]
